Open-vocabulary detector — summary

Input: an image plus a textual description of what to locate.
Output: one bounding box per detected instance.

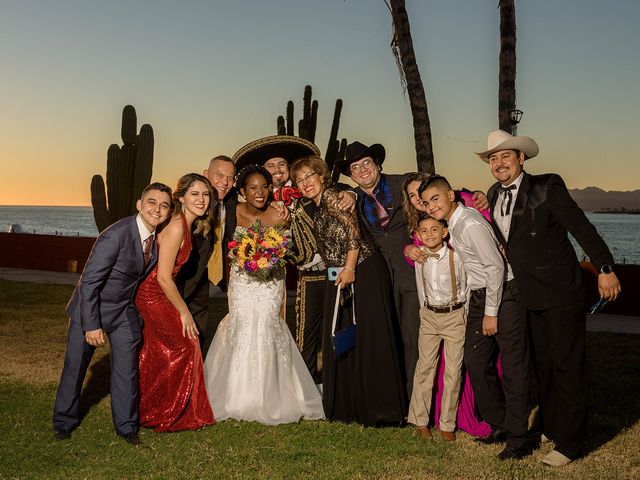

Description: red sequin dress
[136,214,215,432]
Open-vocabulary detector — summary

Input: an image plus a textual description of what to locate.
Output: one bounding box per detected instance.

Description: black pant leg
[395,276,420,399]
[464,289,506,432]
[185,275,211,354]
[529,302,587,459]
[495,280,530,449]
[296,270,326,384]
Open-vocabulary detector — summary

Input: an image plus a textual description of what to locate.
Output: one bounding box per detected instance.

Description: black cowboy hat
[232,135,320,172]
[335,141,386,175]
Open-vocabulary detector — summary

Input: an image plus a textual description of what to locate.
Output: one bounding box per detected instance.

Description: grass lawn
[0,279,638,479]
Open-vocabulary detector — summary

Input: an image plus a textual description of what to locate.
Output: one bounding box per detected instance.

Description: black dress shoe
[122,432,142,446]
[54,430,71,441]
[475,430,507,445]
[498,444,533,460]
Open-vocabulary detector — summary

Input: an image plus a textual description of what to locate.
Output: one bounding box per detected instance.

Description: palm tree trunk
[388,0,435,174]
[498,0,517,132]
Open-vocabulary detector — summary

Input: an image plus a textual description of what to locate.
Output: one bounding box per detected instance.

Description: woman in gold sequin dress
[291,156,406,426]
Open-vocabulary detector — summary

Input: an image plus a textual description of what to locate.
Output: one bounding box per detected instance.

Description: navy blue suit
[53,215,156,436]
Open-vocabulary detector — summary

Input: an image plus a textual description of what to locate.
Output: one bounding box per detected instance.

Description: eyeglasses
[212,172,235,183]
[349,158,374,174]
[295,171,318,185]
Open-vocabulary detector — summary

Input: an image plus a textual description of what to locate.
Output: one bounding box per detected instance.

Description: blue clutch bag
[331,283,356,356]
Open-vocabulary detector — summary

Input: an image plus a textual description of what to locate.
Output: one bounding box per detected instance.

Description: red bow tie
[274,186,303,206]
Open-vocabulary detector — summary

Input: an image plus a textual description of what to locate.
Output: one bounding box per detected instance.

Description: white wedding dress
[203,242,325,425]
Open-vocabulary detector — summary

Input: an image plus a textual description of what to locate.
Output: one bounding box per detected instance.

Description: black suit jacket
[176,192,235,300]
[488,172,614,310]
[66,215,156,333]
[355,173,416,291]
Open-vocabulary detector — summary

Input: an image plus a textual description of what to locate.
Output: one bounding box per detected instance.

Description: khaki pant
[407,306,465,432]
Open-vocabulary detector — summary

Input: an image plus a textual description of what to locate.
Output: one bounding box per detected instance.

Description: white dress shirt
[492,172,523,282]
[135,214,155,248]
[493,171,524,242]
[415,243,467,308]
[448,203,504,317]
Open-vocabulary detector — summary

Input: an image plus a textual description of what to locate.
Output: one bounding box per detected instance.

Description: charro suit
[356,173,419,396]
[53,215,156,436]
[488,171,614,458]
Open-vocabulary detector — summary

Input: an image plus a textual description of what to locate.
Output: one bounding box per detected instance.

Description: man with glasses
[336,141,421,398]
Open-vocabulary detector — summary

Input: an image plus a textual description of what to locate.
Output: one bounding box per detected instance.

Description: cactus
[331,139,348,184]
[90,105,154,232]
[275,85,347,179]
[324,99,344,174]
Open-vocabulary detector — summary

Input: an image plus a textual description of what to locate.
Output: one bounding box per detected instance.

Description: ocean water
[0,207,638,264]
[0,206,98,237]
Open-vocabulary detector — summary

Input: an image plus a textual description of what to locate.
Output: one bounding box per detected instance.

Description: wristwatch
[600,264,614,274]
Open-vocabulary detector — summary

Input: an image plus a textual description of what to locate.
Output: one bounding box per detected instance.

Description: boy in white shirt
[419,174,532,461]
[408,215,467,441]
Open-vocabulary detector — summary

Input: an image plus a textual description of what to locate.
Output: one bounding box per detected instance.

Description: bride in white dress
[203,165,325,425]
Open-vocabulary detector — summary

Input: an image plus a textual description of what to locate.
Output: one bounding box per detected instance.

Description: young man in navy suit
[53,182,172,445]
[478,130,621,467]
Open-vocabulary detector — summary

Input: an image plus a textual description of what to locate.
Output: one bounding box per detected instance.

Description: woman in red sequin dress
[136,173,215,432]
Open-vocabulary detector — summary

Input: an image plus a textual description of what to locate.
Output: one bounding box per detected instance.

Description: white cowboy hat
[475,129,539,162]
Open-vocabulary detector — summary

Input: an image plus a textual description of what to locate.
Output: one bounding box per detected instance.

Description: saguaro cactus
[275,85,346,179]
[91,105,155,232]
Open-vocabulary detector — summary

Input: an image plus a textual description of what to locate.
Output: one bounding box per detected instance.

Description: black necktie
[500,185,517,216]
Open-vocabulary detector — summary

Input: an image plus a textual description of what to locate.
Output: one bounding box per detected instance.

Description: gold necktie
[208,215,224,286]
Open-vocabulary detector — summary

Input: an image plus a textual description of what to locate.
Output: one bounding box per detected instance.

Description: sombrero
[232,135,320,172]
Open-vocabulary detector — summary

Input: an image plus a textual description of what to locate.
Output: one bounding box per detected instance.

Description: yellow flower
[257,257,268,268]
[264,228,283,248]
[238,237,257,261]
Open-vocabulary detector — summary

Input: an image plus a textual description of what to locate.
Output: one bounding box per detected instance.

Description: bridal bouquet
[227,220,290,280]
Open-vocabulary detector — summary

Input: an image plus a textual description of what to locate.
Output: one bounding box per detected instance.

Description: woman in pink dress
[401,172,493,438]
[136,173,215,432]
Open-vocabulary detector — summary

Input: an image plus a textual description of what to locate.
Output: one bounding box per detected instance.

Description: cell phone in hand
[327,267,342,281]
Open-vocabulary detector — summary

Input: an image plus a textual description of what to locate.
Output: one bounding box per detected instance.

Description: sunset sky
[1,0,639,206]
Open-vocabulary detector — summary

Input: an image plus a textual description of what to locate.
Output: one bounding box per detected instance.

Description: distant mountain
[569,187,640,212]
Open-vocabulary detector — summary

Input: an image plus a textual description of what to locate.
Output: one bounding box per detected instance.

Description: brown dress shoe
[415,426,432,439]
[440,430,456,442]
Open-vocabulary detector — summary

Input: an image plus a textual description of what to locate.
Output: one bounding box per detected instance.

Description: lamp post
[509,109,523,135]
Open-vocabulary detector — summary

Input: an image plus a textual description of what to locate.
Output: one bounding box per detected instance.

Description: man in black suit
[176,155,235,352]
[478,130,621,467]
[53,183,172,445]
[336,142,420,397]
